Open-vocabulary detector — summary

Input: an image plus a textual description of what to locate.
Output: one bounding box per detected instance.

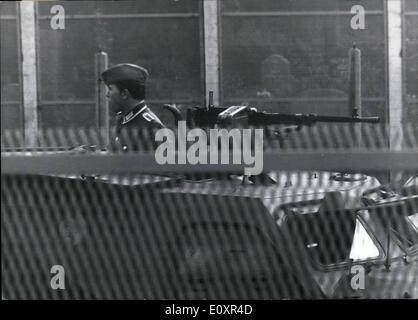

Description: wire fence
[2,122,418,152]
[1,124,418,299]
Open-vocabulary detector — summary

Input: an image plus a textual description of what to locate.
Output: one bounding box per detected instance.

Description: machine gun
[179,103,380,127]
[164,94,379,131]
[164,44,380,129]
[164,100,379,149]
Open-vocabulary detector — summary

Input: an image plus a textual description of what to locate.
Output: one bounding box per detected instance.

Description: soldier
[256,54,298,114]
[101,63,165,152]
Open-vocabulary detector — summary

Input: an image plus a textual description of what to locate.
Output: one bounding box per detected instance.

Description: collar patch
[122,104,147,124]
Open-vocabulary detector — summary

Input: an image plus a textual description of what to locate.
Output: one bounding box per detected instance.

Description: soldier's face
[106,84,125,115]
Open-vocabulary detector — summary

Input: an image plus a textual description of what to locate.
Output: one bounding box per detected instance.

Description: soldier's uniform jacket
[111,101,165,152]
[101,63,165,152]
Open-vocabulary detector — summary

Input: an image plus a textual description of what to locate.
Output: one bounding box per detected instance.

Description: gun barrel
[248,112,380,125]
[348,116,380,123]
[305,115,380,123]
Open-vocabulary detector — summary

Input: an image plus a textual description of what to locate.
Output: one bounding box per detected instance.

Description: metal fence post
[387,0,404,150]
[19,1,38,148]
[95,51,109,149]
[203,0,220,107]
[387,0,405,185]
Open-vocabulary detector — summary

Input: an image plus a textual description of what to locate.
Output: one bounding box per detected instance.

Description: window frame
[402,0,418,124]
[0,1,24,144]
[34,0,205,134]
[2,0,412,148]
[218,1,388,112]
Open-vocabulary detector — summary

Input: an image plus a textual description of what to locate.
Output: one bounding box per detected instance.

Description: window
[220,0,387,121]
[174,222,306,298]
[391,219,418,250]
[407,213,418,230]
[403,0,418,134]
[349,218,380,260]
[385,212,418,251]
[36,0,203,135]
[0,1,23,147]
[1,1,415,148]
[283,210,381,267]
